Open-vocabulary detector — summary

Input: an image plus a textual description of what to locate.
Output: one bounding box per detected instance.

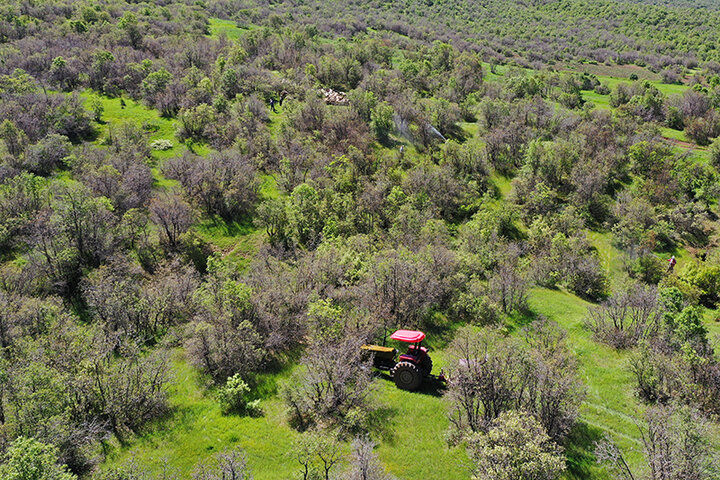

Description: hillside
[1,2,720,480]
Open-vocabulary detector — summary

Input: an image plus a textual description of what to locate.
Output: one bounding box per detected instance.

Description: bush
[0,437,76,480]
[217,374,262,416]
[447,321,585,442]
[150,139,173,151]
[585,283,661,348]
[709,137,720,169]
[594,83,610,95]
[467,411,566,480]
[628,253,666,285]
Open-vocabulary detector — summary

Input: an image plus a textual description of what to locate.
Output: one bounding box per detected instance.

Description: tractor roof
[390,329,425,343]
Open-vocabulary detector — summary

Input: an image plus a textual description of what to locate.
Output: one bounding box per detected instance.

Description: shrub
[594,83,610,95]
[585,283,661,348]
[709,137,720,169]
[150,139,173,151]
[217,373,262,416]
[0,437,76,480]
[627,253,666,285]
[467,411,566,480]
[447,321,585,442]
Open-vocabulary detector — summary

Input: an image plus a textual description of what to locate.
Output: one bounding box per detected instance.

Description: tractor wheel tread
[391,361,422,391]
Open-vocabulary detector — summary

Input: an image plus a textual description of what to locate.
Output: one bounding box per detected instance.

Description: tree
[596,404,718,480]
[489,256,528,314]
[24,134,71,176]
[0,436,76,480]
[447,322,584,442]
[709,137,720,169]
[193,447,253,480]
[118,12,143,49]
[370,102,394,143]
[85,340,170,437]
[340,436,396,480]
[163,151,259,220]
[293,433,344,480]
[186,258,264,382]
[149,193,194,250]
[287,183,325,248]
[585,283,661,348]
[28,183,118,295]
[467,411,566,480]
[282,329,376,433]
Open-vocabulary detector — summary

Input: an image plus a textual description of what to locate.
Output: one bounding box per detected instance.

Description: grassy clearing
[81,90,181,159]
[528,288,643,476]
[581,90,611,110]
[80,90,212,191]
[208,18,253,40]
[102,350,301,479]
[490,172,513,198]
[659,126,689,142]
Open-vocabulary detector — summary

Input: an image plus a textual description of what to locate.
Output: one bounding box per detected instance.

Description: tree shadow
[373,371,446,398]
[562,421,607,480]
[205,214,256,236]
[366,404,398,443]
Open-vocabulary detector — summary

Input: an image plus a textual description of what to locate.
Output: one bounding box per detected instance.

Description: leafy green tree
[287,183,325,248]
[709,137,720,169]
[141,69,172,101]
[467,411,566,480]
[0,119,28,158]
[0,436,76,480]
[118,12,142,49]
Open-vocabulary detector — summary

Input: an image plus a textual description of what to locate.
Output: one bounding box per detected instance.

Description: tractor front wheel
[392,361,422,391]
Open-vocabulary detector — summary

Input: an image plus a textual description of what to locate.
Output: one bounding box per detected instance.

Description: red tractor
[361,329,436,391]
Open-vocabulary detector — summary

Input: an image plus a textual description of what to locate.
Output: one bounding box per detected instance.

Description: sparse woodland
[1,0,720,479]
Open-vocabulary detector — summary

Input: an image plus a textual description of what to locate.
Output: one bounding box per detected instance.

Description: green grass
[581,90,611,110]
[102,350,301,479]
[208,18,251,40]
[373,378,469,479]
[527,288,643,476]
[490,172,513,198]
[81,90,181,159]
[659,126,689,142]
[587,231,624,283]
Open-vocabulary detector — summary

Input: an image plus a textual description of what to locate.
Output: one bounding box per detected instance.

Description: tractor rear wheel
[392,361,422,391]
[420,356,433,376]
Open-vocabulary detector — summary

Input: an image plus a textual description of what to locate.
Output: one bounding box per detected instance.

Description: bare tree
[447,322,584,442]
[85,338,169,438]
[489,252,528,314]
[282,332,376,434]
[150,193,195,250]
[193,447,253,480]
[163,150,259,221]
[340,436,396,480]
[586,283,661,349]
[595,404,718,480]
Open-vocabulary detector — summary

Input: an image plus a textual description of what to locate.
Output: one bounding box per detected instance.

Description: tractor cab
[391,329,429,366]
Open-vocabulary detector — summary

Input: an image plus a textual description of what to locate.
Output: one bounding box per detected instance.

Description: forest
[1,0,720,479]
